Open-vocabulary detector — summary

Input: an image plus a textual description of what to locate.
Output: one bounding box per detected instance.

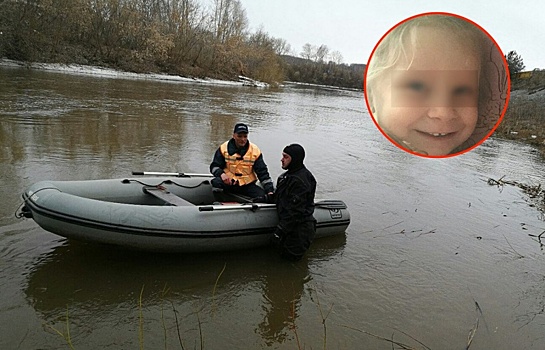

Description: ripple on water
[0,221,64,266]
[2,69,545,349]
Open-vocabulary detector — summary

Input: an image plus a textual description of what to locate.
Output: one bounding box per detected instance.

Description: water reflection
[0,68,297,172]
[24,235,346,345]
[4,66,545,349]
[257,257,309,345]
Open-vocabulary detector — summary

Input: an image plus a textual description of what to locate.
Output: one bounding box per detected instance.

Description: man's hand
[271,226,285,247]
[221,173,231,185]
[251,192,275,203]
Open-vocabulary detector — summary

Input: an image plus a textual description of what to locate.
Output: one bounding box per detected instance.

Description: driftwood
[487,176,544,199]
[488,176,545,249]
[528,230,545,250]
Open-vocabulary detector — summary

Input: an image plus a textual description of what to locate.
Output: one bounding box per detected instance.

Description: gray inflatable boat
[20,173,350,253]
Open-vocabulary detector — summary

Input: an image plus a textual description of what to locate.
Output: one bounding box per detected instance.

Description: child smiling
[365,13,508,157]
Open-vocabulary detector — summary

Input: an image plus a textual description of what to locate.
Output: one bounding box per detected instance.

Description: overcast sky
[238,0,544,70]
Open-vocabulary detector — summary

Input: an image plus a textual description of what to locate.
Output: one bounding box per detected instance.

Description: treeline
[282,55,364,89]
[0,0,363,89]
[0,0,285,82]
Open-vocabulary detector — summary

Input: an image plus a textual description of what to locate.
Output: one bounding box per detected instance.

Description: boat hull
[21,177,350,252]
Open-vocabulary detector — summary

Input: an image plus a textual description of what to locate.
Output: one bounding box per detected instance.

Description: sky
[238,0,544,70]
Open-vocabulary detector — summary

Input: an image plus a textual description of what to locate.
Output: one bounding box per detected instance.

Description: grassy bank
[494,81,545,156]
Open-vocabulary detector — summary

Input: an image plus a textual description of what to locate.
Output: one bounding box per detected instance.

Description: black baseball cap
[233,123,249,134]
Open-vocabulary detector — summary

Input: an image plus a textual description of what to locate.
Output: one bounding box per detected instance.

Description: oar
[132,171,211,178]
[199,203,276,212]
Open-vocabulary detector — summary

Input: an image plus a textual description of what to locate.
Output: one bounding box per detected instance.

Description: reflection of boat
[20,175,350,252]
[24,234,346,348]
[25,234,347,315]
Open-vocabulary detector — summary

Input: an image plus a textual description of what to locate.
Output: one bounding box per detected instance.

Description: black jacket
[209,139,274,193]
[274,165,316,231]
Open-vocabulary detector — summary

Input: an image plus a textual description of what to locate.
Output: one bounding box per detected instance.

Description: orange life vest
[220,141,261,186]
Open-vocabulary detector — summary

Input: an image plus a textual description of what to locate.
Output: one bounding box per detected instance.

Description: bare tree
[300,43,331,62]
[329,50,344,64]
[271,37,291,56]
[314,44,329,62]
[300,43,314,60]
[211,0,247,43]
[167,0,207,65]
[247,26,272,48]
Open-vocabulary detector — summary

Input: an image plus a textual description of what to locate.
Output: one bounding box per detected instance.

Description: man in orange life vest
[210,123,274,200]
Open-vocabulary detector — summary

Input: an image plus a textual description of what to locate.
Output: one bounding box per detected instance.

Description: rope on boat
[15,186,62,219]
[14,201,27,219]
[121,178,210,189]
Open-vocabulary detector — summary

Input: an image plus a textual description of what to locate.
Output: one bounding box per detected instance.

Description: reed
[160,284,171,350]
[44,271,485,349]
[170,301,186,349]
[44,306,75,350]
[139,285,145,350]
[339,324,426,350]
[196,309,204,350]
[211,263,227,317]
[289,300,302,350]
[310,286,334,350]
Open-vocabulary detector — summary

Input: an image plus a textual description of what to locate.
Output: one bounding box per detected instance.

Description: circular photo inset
[364,12,510,157]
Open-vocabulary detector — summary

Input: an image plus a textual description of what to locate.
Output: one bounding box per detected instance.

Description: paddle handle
[198,203,275,212]
[132,171,211,177]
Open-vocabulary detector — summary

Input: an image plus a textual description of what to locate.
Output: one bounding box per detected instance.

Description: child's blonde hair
[365,13,508,154]
[366,14,485,113]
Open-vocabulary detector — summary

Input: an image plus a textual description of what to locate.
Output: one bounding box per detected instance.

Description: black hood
[283,144,305,172]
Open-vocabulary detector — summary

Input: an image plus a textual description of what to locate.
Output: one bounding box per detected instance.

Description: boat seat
[142,186,194,206]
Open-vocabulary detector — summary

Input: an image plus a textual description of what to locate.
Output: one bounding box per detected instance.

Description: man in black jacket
[210,123,274,200]
[272,144,317,261]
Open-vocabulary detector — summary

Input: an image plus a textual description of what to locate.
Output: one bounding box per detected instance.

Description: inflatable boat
[19,172,350,253]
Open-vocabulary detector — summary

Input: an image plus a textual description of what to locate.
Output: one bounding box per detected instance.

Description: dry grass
[511,70,545,93]
[494,83,545,155]
[44,307,75,350]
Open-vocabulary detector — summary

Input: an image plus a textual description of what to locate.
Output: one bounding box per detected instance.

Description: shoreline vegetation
[495,72,545,157]
[0,0,364,89]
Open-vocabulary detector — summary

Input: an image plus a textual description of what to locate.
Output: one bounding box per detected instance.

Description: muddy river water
[1,66,545,349]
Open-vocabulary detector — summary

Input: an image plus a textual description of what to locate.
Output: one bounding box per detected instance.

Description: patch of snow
[237,75,268,88]
[284,80,361,92]
[0,58,269,88]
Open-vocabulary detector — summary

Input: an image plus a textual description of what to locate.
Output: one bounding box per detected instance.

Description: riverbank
[0,58,360,92]
[4,57,544,157]
[494,88,545,156]
[0,58,270,88]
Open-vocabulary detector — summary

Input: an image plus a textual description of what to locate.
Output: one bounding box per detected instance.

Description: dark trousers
[211,177,265,199]
[278,220,316,261]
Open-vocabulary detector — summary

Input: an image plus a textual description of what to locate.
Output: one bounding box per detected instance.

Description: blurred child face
[374,26,480,156]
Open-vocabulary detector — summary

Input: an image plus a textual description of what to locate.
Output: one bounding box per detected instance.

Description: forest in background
[0,0,364,89]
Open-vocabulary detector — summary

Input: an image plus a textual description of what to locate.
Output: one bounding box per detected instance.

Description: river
[1,66,545,349]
